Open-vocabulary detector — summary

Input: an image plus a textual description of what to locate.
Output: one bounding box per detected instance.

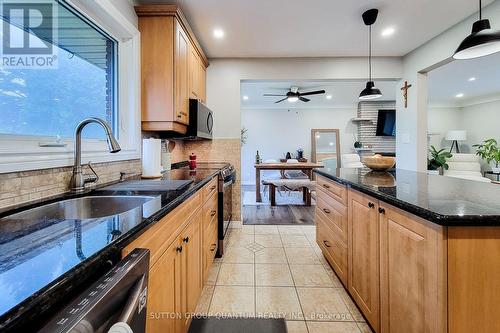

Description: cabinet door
[189,45,199,99]
[198,59,206,103]
[146,240,182,333]
[180,210,203,331]
[347,189,380,331]
[380,205,446,333]
[174,20,190,125]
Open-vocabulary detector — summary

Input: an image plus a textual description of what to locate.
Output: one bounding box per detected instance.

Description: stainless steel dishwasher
[39,248,150,333]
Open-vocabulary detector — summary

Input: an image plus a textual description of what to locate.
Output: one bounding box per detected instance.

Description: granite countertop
[315,167,500,226]
[0,163,223,332]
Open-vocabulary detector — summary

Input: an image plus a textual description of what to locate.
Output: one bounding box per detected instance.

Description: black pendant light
[359,9,382,100]
[454,0,500,59]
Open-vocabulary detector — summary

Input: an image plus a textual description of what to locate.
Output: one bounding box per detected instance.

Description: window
[0,0,117,139]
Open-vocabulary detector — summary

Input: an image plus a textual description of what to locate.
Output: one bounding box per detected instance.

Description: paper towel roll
[142,139,162,178]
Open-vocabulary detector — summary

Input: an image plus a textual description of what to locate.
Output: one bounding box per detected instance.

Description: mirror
[311,129,341,169]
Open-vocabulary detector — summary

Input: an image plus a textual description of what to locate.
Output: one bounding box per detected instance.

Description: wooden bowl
[362,155,396,171]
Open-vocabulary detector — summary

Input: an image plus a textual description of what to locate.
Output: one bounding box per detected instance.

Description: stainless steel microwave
[185,99,213,140]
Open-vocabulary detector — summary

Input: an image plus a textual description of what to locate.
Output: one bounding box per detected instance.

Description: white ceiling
[428,52,500,106]
[240,80,397,109]
[134,0,494,58]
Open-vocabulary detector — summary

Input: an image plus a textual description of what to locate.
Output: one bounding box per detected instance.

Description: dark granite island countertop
[315,167,500,226]
[0,164,223,332]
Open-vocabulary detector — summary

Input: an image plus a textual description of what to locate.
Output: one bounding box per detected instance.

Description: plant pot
[492,167,500,174]
[427,170,440,175]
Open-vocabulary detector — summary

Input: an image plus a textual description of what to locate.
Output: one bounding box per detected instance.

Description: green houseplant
[473,138,500,173]
[428,145,452,175]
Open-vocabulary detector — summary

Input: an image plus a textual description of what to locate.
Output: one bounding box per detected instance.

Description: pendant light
[359,9,382,100]
[453,0,500,59]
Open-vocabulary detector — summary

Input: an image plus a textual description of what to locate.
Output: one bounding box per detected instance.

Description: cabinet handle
[322,208,331,214]
[210,244,216,252]
[176,246,183,253]
[183,237,189,243]
[177,115,182,118]
[210,185,216,190]
[323,240,332,248]
[378,207,386,214]
[210,210,217,217]
[322,184,330,189]
[368,202,375,209]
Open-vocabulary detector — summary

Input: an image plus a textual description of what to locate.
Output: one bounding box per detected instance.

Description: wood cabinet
[122,178,217,333]
[347,190,380,332]
[136,5,208,133]
[379,203,446,333]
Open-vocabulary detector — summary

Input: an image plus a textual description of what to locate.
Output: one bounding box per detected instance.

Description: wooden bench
[262,179,313,206]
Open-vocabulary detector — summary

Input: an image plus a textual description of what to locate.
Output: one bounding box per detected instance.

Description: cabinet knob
[176,246,183,253]
[322,184,330,189]
[322,208,331,214]
[378,207,386,214]
[323,240,332,248]
[210,210,217,217]
[210,244,216,252]
[183,237,189,243]
[368,202,375,209]
[210,185,216,190]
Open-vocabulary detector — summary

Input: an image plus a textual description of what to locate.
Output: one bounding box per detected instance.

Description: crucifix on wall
[400,80,412,108]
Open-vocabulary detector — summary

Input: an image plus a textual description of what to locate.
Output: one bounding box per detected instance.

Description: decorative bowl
[363,171,396,187]
[362,154,396,171]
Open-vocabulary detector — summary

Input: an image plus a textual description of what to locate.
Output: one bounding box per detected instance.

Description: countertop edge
[314,169,500,226]
[0,171,219,332]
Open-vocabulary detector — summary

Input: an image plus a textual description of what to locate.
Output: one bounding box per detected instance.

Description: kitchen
[1,1,500,333]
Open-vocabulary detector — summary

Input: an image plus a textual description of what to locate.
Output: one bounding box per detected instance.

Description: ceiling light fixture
[213,28,225,39]
[359,9,383,100]
[287,96,299,103]
[242,95,249,100]
[381,27,395,37]
[456,93,464,98]
[326,95,332,100]
[468,77,477,81]
[453,0,500,59]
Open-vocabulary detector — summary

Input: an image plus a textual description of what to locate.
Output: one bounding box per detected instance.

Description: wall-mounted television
[376,109,396,137]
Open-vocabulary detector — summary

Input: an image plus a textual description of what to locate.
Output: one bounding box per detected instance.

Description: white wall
[427,106,462,149]
[206,57,403,139]
[399,0,500,171]
[241,107,356,184]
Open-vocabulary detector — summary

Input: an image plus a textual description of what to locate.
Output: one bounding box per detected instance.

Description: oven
[217,165,236,257]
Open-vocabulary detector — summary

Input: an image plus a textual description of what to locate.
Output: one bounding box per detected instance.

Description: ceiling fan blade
[275,97,288,104]
[264,94,287,96]
[299,97,310,102]
[299,89,326,96]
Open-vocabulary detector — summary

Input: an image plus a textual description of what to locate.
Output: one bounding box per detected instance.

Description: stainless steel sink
[8,196,155,220]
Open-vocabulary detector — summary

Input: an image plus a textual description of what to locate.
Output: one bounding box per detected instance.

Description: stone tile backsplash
[0,159,141,211]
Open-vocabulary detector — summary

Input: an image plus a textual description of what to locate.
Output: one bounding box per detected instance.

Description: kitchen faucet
[69,117,121,193]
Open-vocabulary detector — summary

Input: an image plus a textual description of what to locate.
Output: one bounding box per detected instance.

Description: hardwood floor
[242,185,315,225]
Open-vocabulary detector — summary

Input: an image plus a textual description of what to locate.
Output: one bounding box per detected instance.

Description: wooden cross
[401,80,412,108]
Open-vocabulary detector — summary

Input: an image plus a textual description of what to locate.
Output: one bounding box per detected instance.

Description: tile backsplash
[0,159,141,211]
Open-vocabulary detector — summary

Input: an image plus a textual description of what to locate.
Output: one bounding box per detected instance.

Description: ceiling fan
[263,87,326,104]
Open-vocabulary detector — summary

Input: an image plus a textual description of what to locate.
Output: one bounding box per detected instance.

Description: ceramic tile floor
[194,225,374,333]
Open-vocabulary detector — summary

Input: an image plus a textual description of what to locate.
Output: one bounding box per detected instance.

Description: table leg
[270,184,276,206]
[303,187,307,202]
[256,168,262,202]
[306,190,311,206]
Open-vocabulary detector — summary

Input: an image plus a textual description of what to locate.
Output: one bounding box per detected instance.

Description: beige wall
[0,159,141,211]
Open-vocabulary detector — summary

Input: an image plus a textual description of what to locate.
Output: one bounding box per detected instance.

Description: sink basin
[7,196,155,220]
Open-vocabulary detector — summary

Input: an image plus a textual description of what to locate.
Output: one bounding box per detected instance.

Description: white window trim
[0,0,141,173]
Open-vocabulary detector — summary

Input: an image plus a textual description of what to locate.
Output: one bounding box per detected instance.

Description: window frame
[0,0,141,173]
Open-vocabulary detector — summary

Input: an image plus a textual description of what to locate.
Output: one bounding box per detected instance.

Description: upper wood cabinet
[136,5,208,133]
[347,189,380,332]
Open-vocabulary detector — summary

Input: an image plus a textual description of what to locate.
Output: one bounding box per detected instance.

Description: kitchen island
[314,167,500,333]
[0,163,223,332]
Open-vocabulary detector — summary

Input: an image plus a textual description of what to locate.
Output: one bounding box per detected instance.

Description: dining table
[254,162,324,202]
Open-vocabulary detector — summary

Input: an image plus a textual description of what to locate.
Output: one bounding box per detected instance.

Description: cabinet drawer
[316,192,347,244]
[203,192,218,231]
[203,226,218,281]
[202,177,218,203]
[316,213,347,286]
[317,175,347,205]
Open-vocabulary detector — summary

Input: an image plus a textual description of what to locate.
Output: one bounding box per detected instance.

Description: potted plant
[427,145,452,175]
[473,138,500,173]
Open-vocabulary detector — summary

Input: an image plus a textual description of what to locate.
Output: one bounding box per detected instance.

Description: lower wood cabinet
[347,190,380,332]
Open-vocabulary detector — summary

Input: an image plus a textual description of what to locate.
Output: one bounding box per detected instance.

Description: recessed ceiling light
[213,28,225,39]
[468,77,476,82]
[381,27,396,37]
[242,95,249,100]
[456,93,464,98]
[326,95,332,100]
